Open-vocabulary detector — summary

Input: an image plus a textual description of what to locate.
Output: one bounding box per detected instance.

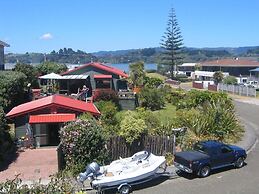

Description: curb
[234,101,259,154]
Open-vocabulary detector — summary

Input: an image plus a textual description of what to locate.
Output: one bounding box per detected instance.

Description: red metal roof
[6,95,100,118]
[201,58,259,67]
[94,74,112,79]
[29,113,76,123]
[61,62,128,78]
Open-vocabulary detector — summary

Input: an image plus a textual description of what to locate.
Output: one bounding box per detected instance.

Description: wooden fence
[106,135,174,161]
[57,135,174,170]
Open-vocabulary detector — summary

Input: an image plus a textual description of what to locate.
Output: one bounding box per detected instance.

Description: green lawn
[153,103,177,125]
[146,73,167,81]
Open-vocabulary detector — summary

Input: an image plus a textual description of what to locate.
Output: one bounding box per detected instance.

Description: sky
[1,0,259,53]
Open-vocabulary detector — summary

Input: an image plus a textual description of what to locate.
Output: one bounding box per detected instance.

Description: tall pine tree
[161,7,184,79]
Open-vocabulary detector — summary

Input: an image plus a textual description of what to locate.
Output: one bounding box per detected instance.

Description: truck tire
[118,184,131,194]
[198,165,210,178]
[235,157,244,168]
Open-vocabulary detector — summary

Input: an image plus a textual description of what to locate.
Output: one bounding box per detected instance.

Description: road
[133,101,259,194]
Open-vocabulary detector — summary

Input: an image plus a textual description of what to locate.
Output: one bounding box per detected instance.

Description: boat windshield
[193,143,209,154]
[131,151,149,162]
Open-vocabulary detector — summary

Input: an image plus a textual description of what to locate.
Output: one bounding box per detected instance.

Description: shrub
[176,90,231,110]
[139,87,165,111]
[0,174,80,193]
[174,74,189,82]
[135,108,160,135]
[145,69,157,73]
[119,111,147,144]
[170,89,187,105]
[95,100,119,136]
[143,76,163,88]
[176,99,243,150]
[60,119,108,174]
[223,76,238,85]
[93,90,119,105]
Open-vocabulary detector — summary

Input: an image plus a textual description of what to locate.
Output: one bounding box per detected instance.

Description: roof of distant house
[6,94,100,118]
[0,40,10,47]
[61,62,128,78]
[200,58,259,67]
[180,63,198,67]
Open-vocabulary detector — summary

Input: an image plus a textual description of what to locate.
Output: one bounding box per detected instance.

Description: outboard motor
[77,162,100,183]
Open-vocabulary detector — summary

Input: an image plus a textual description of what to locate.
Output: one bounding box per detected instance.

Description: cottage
[0,40,10,70]
[59,62,128,96]
[6,95,100,147]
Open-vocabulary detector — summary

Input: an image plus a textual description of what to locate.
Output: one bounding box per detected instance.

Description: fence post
[57,143,65,171]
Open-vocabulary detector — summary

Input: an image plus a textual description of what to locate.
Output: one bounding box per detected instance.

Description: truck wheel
[235,157,244,168]
[118,184,131,194]
[199,166,210,178]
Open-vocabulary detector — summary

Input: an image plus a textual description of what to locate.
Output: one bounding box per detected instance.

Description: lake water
[5,63,158,72]
[108,63,157,73]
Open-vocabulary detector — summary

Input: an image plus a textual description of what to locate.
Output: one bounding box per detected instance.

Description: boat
[78,151,166,194]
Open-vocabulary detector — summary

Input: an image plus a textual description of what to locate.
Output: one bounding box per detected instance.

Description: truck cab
[174,141,247,177]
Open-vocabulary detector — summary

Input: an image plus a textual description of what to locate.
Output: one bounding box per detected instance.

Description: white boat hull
[91,151,166,188]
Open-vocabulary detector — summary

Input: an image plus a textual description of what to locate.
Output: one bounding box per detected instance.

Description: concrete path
[0,148,58,182]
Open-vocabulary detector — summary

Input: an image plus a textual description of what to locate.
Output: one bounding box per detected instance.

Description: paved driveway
[0,148,58,182]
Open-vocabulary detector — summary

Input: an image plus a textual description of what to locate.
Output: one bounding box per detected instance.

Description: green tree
[13,63,39,88]
[0,107,13,165]
[129,62,145,87]
[213,71,224,85]
[161,7,184,79]
[223,76,238,85]
[36,62,67,75]
[0,71,27,111]
[119,111,147,144]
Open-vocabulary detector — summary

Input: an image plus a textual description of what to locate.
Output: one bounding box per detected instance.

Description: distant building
[0,40,10,70]
[178,63,199,77]
[200,58,259,76]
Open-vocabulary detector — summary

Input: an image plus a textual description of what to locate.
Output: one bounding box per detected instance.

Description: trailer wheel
[118,184,131,194]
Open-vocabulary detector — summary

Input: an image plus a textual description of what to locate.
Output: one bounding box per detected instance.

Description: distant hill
[5,48,97,64]
[5,46,259,64]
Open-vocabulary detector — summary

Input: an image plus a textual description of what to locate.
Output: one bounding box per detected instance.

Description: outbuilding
[6,94,100,147]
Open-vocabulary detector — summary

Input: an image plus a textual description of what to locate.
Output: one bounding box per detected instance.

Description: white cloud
[40,33,53,40]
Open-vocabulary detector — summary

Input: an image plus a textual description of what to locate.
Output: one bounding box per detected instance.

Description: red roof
[6,95,100,118]
[201,58,259,67]
[61,62,128,78]
[29,113,76,123]
[94,74,112,79]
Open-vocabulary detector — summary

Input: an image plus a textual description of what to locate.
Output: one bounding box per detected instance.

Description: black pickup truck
[174,140,247,177]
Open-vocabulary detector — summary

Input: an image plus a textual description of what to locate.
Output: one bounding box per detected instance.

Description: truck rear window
[193,143,209,154]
